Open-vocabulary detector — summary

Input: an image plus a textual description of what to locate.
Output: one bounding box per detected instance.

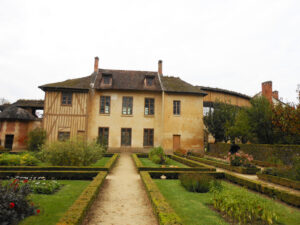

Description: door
[121,128,132,146]
[5,135,14,150]
[173,135,181,151]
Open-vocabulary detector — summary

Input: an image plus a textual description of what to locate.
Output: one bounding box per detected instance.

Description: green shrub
[263,166,300,181]
[41,138,106,166]
[0,153,21,166]
[149,146,169,164]
[212,187,277,225]
[0,153,40,166]
[179,173,213,193]
[27,128,47,151]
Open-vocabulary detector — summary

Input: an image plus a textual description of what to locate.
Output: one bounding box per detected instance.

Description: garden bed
[187,155,260,174]
[132,154,215,172]
[154,178,300,225]
[257,173,300,190]
[0,153,119,172]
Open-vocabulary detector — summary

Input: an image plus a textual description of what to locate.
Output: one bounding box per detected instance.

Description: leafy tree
[272,102,300,144]
[203,101,238,143]
[247,96,274,144]
[226,108,252,143]
[27,128,47,151]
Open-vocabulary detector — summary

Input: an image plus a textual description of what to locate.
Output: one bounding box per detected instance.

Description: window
[61,92,72,106]
[58,132,70,141]
[145,76,154,86]
[121,128,131,146]
[144,129,154,146]
[100,96,111,114]
[145,98,155,115]
[173,100,181,115]
[98,127,109,146]
[102,74,112,85]
[122,97,133,115]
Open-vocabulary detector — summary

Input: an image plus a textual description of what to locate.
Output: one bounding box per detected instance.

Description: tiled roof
[39,68,206,96]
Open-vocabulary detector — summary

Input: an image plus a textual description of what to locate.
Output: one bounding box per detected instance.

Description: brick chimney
[94,57,99,73]
[272,90,279,100]
[158,60,163,76]
[262,81,273,103]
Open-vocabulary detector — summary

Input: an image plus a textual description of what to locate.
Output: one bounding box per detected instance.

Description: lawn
[19,180,90,225]
[155,179,300,225]
[139,157,189,168]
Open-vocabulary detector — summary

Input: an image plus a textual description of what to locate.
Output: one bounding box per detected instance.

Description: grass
[139,157,189,168]
[154,179,300,225]
[19,180,90,225]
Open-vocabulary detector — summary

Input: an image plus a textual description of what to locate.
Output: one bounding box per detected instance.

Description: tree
[27,128,47,151]
[272,102,300,144]
[0,98,10,105]
[226,108,252,144]
[203,101,238,143]
[247,96,274,144]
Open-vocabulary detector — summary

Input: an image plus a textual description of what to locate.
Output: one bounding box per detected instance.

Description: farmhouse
[39,58,207,152]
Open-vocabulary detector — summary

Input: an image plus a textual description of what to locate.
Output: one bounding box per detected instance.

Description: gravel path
[83,153,158,225]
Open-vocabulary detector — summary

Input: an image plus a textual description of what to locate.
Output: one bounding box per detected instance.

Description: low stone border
[0,153,119,172]
[225,172,300,207]
[187,155,260,174]
[132,154,215,172]
[56,171,108,225]
[140,171,182,225]
[257,173,300,190]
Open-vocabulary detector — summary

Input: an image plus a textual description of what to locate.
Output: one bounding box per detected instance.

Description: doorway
[5,134,14,150]
[173,135,181,151]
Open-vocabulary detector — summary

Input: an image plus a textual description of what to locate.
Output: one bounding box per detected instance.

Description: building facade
[39,58,207,152]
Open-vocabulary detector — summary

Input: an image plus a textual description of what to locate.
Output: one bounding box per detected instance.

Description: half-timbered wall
[203,91,251,107]
[43,91,88,142]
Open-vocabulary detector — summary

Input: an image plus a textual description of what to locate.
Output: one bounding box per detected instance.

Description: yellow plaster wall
[87,91,163,149]
[162,93,204,151]
[204,91,251,107]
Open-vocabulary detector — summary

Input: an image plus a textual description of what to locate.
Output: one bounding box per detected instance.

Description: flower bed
[257,173,300,190]
[187,155,260,174]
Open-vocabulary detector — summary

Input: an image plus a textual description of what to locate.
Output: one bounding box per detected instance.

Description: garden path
[83,153,158,225]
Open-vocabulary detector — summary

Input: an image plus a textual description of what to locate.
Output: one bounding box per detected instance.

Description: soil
[83,153,158,225]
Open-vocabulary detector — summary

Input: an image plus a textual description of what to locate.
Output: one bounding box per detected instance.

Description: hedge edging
[168,155,216,171]
[148,171,225,179]
[56,171,107,225]
[140,171,182,225]
[132,154,215,172]
[225,172,300,207]
[187,155,260,174]
[257,173,300,190]
[0,171,100,180]
[0,154,119,171]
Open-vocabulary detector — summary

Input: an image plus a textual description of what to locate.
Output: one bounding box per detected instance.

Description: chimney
[158,60,163,76]
[94,56,99,73]
[272,91,279,100]
[262,81,273,103]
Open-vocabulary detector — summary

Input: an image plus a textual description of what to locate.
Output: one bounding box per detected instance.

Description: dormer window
[102,74,112,85]
[144,75,155,87]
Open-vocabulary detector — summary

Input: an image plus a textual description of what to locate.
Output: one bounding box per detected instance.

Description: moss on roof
[0,106,36,121]
[161,76,207,95]
[197,86,251,99]
[39,75,92,90]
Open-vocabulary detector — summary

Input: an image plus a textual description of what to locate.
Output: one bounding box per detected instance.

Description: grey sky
[0,0,299,103]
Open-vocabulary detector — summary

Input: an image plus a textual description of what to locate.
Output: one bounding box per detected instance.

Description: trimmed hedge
[0,154,119,172]
[168,155,216,171]
[187,155,260,174]
[0,171,99,180]
[57,171,107,225]
[225,172,300,207]
[148,171,225,179]
[208,143,300,165]
[257,173,300,190]
[140,171,182,225]
[132,154,216,172]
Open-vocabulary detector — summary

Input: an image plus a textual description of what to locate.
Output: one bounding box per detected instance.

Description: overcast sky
[0,0,299,104]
